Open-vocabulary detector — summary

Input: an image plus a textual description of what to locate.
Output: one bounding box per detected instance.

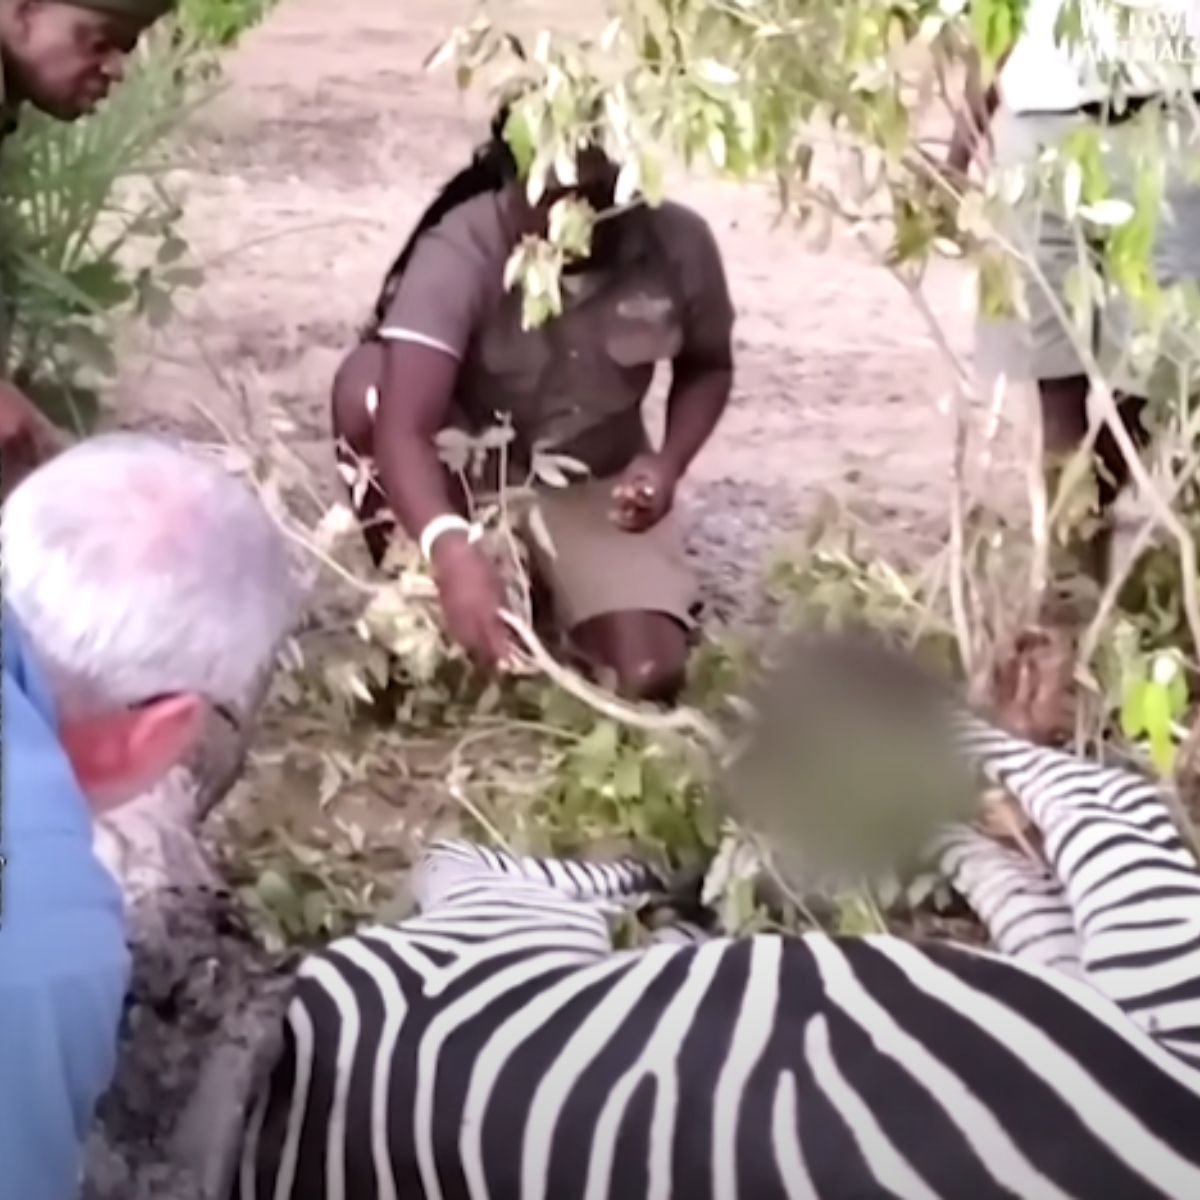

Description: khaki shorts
[335,429,698,634]
[975,107,1200,391]
[527,474,697,631]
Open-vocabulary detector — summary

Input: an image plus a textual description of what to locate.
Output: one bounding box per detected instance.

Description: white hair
[2,432,302,719]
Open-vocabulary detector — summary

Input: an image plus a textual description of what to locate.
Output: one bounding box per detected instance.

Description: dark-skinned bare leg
[571,611,690,704]
[1039,374,1149,585]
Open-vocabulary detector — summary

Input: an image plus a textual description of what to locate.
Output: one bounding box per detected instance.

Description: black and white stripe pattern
[233,714,1200,1199]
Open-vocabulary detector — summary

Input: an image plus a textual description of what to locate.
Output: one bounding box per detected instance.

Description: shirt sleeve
[660,205,736,367]
[0,961,127,1200]
[376,216,495,361]
[1,618,131,1200]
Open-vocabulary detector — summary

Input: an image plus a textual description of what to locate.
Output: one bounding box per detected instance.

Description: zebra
[232,707,1200,1199]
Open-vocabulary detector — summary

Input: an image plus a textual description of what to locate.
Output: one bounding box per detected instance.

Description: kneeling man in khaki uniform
[333,104,736,702]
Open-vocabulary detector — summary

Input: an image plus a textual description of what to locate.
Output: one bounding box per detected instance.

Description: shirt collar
[2,604,59,729]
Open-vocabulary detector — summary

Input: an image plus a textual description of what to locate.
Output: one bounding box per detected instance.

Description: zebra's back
[237,930,1200,1200]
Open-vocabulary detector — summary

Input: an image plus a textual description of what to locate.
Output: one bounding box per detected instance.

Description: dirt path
[111,0,1028,628]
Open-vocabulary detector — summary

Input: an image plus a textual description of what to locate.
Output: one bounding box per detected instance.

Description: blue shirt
[0,606,130,1200]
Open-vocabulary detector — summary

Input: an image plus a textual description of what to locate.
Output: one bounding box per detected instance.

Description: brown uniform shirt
[378,189,734,479]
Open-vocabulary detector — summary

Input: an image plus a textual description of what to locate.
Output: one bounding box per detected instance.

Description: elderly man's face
[5,1,145,120]
[58,694,209,815]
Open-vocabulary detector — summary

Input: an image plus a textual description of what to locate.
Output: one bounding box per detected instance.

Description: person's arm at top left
[0,379,67,503]
[0,286,68,503]
[612,207,735,533]
[0,634,130,1200]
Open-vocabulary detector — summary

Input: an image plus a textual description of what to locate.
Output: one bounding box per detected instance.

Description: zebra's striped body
[234,714,1200,1200]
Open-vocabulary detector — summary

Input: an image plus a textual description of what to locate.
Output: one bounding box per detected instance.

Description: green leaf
[138,281,174,329]
[1168,669,1189,718]
[547,198,594,260]
[503,106,538,178]
[639,152,664,206]
[303,889,331,936]
[1120,676,1148,738]
[62,324,117,376]
[613,752,643,800]
[696,58,738,86]
[256,868,302,926]
[573,721,621,781]
[67,261,133,310]
[706,125,727,169]
[1061,160,1083,218]
[614,157,642,206]
[1143,682,1176,775]
[162,266,204,289]
[1078,199,1134,227]
[156,235,188,265]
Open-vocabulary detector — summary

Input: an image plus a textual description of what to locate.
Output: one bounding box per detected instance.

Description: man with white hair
[0,431,300,1200]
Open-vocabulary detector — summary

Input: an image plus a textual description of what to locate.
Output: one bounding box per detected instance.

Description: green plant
[428,0,1200,669]
[0,0,281,432]
[213,0,1200,954]
[1111,625,1191,775]
[0,32,207,429]
[178,0,279,47]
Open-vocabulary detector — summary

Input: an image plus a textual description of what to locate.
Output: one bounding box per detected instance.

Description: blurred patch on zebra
[232,635,1200,1199]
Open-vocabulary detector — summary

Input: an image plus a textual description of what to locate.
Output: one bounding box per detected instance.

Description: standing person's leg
[526,475,698,703]
[986,109,1150,585]
[1057,111,1200,578]
[1036,375,1149,582]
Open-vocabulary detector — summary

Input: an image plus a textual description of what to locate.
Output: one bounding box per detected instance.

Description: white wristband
[419,514,479,562]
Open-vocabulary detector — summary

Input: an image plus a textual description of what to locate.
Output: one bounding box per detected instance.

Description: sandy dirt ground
[110,0,1031,629]
[80,15,1043,1185]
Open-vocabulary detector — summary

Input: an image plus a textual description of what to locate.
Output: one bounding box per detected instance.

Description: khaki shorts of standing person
[974,105,1200,394]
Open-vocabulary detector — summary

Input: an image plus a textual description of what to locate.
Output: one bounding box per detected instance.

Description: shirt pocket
[604,288,684,367]
[477,308,554,426]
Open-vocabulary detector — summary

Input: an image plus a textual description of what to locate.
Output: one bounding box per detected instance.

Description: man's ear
[59,694,206,815]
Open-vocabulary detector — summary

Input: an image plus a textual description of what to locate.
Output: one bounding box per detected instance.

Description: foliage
[178,0,280,48]
[426,0,1200,671]
[220,0,1200,950]
[1114,631,1190,775]
[0,32,201,429]
[222,809,404,952]
[220,420,988,951]
[0,0,279,431]
[420,1,1200,757]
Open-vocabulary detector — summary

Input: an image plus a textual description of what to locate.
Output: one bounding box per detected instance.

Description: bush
[0,0,281,432]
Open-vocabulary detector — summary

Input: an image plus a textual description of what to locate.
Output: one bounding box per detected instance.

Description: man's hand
[0,381,66,501]
[430,535,517,670]
[609,453,679,533]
